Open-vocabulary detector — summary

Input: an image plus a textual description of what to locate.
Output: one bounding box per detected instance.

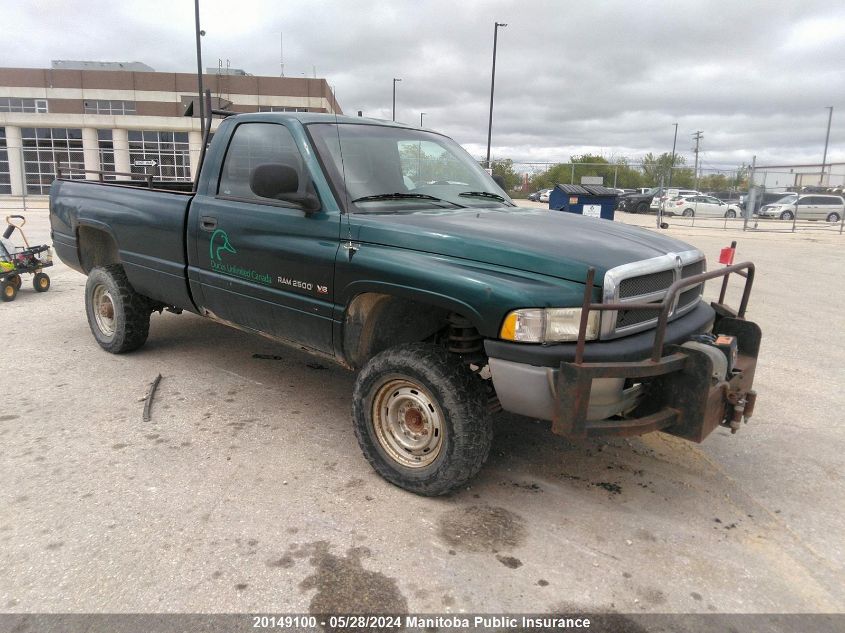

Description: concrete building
[0,61,342,200]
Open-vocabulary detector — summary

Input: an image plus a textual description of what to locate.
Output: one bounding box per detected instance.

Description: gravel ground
[1,205,843,616]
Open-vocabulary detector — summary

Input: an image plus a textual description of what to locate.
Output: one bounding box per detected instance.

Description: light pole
[420,112,425,127]
[485,21,507,170]
[668,122,678,187]
[820,106,834,185]
[392,78,402,122]
[193,0,205,138]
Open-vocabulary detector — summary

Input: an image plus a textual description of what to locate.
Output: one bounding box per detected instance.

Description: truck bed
[49,178,197,312]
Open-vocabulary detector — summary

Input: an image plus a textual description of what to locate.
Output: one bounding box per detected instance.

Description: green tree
[490,158,521,192]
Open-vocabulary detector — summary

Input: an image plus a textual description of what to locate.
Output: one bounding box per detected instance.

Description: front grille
[678,286,702,309]
[618,270,675,298]
[616,305,661,328]
[601,251,706,340]
[682,260,706,279]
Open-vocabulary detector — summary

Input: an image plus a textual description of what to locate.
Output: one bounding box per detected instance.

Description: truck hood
[351,207,698,283]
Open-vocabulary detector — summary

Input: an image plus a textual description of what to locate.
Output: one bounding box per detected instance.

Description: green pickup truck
[49,111,761,495]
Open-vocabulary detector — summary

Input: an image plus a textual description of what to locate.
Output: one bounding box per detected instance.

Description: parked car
[48,111,763,496]
[651,189,702,211]
[528,188,552,202]
[669,195,742,218]
[617,187,659,213]
[757,193,844,222]
[708,191,746,209]
[747,190,792,214]
[539,188,552,203]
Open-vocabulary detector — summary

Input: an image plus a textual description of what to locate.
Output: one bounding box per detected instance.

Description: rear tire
[33,272,50,292]
[725,209,737,218]
[780,210,794,220]
[84,265,150,353]
[2,281,17,302]
[682,209,695,217]
[10,275,21,290]
[826,212,841,223]
[352,343,493,496]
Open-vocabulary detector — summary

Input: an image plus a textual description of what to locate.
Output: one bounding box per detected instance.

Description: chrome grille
[618,270,675,298]
[601,250,706,340]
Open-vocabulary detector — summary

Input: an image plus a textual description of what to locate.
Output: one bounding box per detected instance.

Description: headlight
[499,308,600,343]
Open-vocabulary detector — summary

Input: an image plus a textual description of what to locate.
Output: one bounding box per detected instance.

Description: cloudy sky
[3,0,844,171]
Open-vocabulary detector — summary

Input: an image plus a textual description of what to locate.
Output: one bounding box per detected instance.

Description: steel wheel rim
[371,378,444,468]
[92,284,116,336]
[3,284,13,298]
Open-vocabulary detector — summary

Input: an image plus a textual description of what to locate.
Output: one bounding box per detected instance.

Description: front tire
[352,343,493,496]
[682,208,695,217]
[780,210,794,220]
[725,209,737,218]
[636,202,648,214]
[33,272,50,292]
[2,281,17,302]
[84,265,150,353]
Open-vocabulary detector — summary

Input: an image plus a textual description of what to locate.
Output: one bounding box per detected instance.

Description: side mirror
[250,163,320,212]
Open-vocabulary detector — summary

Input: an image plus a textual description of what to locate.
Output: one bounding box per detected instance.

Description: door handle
[200,216,218,231]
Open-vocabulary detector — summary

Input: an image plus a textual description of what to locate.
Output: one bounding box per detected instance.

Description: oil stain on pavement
[438,505,526,553]
[267,540,408,629]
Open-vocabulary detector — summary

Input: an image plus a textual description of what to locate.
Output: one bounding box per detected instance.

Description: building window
[84,100,137,115]
[0,97,48,113]
[97,130,116,180]
[128,130,191,181]
[0,128,10,195]
[21,127,84,194]
[257,106,309,113]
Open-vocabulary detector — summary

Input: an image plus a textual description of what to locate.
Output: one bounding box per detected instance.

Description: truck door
[188,121,340,353]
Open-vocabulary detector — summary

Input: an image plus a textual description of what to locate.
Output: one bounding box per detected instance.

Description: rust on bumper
[553,261,761,441]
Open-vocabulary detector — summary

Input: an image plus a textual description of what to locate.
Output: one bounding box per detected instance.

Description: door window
[218,123,306,202]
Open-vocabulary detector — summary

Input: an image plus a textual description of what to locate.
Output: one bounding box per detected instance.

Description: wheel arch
[339,288,483,370]
[76,221,121,273]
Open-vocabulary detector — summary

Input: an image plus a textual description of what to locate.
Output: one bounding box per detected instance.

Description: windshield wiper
[458,191,512,204]
[351,192,463,207]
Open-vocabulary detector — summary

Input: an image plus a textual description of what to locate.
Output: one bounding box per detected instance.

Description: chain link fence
[503,158,844,235]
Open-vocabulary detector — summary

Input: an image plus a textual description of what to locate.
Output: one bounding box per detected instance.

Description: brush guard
[553,261,760,441]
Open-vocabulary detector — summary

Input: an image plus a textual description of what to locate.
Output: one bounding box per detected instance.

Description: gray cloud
[2,0,843,169]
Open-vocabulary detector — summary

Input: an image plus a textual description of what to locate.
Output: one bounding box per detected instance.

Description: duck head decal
[209,229,236,262]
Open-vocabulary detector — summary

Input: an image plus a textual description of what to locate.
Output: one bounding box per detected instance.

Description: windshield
[773,194,797,205]
[307,123,515,213]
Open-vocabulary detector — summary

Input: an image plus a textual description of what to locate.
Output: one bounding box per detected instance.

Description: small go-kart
[0,215,53,302]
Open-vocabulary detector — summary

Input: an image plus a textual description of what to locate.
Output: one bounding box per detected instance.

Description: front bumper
[487,262,761,442]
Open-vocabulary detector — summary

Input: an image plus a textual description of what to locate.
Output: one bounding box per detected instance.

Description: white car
[539,188,552,203]
[651,188,702,210]
[757,193,844,222]
[669,194,742,218]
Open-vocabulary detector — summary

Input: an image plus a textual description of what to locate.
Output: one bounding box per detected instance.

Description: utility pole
[280,32,284,77]
[668,123,678,187]
[485,21,508,170]
[820,106,833,185]
[193,0,205,139]
[420,112,425,127]
[392,78,401,121]
[692,131,703,191]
